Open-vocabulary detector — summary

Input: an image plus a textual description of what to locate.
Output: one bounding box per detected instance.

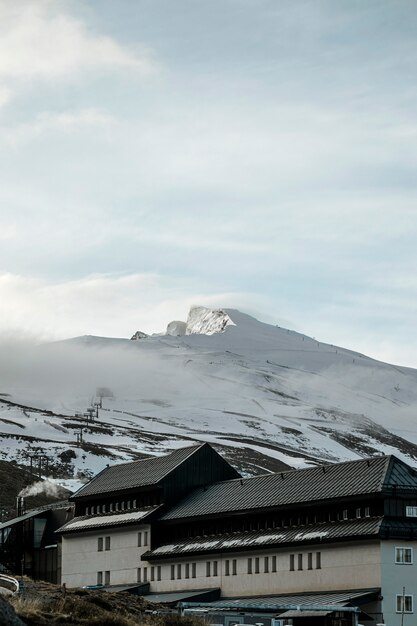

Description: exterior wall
[61,524,151,588]
[146,541,381,597]
[380,539,417,626]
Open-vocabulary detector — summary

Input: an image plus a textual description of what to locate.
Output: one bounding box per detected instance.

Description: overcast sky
[0,0,416,366]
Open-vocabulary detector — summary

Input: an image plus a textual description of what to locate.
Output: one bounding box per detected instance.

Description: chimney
[16,496,25,517]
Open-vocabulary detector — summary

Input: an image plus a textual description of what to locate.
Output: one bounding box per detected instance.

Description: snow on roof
[58,507,158,534]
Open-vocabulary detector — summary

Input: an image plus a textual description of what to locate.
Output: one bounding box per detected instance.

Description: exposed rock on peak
[130,331,149,341]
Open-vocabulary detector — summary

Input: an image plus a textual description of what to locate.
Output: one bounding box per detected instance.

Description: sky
[0,0,416,367]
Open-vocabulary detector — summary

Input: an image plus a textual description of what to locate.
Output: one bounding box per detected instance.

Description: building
[58,443,417,625]
[0,500,74,583]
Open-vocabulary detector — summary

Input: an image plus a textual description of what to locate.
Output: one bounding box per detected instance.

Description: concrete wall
[61,524,151,588]
[380,540,417,626]
[149,542,381,597]
[62,530,383,600]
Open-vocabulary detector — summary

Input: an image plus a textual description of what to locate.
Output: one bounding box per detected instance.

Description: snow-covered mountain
[1,306,417,485]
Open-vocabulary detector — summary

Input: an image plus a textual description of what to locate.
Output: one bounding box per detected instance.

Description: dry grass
[8,578,207,626]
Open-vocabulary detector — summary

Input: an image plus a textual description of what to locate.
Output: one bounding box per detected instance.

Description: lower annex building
[58,443,417,625]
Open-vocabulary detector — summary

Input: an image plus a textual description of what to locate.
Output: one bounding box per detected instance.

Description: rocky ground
[4,577,201,626]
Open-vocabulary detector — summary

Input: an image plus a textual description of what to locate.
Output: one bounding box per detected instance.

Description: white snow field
[1,306,417,481]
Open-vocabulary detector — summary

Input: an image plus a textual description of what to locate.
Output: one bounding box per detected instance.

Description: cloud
[0,0,156,107]
[0,272,258,339]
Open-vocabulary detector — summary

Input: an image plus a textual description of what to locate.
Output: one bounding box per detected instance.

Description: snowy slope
[1,306,417,482]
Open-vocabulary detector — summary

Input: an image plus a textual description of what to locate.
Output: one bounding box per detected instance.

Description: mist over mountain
[1,306,417,487]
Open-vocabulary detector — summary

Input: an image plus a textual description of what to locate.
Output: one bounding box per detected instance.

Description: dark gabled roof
[160,455,414,520]
[144,516,383,559]
[72,444,207,499]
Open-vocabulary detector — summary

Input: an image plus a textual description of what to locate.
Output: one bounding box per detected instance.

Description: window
[255,557,260,574]
[397,595,413,613]
[143,531,149,546]
[98,537,103,552]
[157,566,161,581]
[91,506,95,515]
[177,564,182,579]
[105,536,111,551]
[138,532,142,547]
[264,557,269,573]
[232,559,237,575]
[342,509,348,520]
[185,563,190,579]
[396,547,413,564]
[109,503,113,512]
[247,558,253,574]
[97,505,101,514]
[308,553,313,570]
[133,500,137,508]
[85,506,89,515]
[290,554,295,571]
[104,570,110,585]
[97,571,103,585]
[356,508,361,519]
[364,506,370,517]
[170,565,175,580]
[271,556,277,573]
[406,506,417,517]
[206,562,211,577]
[213,561,218,576]
[137,568,141,583]
[102,504,106,513]
[143,567,148,582]
[225,560,230,576]
[316,552,321,569]
[298,554,303,570]
[151,566,155,581]
[192,563,196,578]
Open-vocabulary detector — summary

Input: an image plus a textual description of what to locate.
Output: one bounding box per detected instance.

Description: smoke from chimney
[18,479,66,499]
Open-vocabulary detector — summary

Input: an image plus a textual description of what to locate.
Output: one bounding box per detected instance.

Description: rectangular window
[232,559,237,575]
[97,505,101,514]
[271,556,277,573]
[225,560,230,576]
[143,567,147,582]
[109,503,113,512]
[308,553,313,570]
[356,508,361,518]
[342,509,348,520]
[170,565,175,580]
[137,568,141,583]
[264,557,269,573]
[151,566,155,581]
[138,532,142,547]
[406,506,417,517]
[290,554,295,571]
[133,500,137,508]
[85,506,89,515]
[143,531,149,546]
[185,563,190,579]
[213,561,218,576]
[396,547,413,564]
[397,595,413,613]
[97,571,103,585]
[206,561,211,577]
[177,564,182,579]
[157,566,161,581]
[192,563,196,578]
[104,570,110,585]
[97,537,103,552]
[105,536,111,551]
[316,552,321,569]
[298,554,303,571]
[365,506,370,517]
[247,558,252,574]
[255,557,260,574]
